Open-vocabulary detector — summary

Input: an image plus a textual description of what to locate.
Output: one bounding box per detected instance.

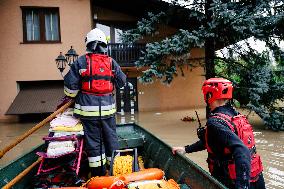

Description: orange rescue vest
[81,54,114,95]
[205,113,263,182]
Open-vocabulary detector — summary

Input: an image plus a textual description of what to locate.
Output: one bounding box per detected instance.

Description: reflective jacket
[64,54,126,120]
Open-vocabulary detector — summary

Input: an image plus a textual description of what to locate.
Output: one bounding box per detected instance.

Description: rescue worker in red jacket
[64,28,126,176]
[172,78,265,189]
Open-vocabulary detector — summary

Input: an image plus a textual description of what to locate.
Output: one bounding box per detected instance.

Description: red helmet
[202,78,233,104]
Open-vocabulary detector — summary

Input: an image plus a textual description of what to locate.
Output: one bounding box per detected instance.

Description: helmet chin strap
[207,102,212,111]
[91,41,98,52]
[86,41,98,53]
[98,45,107,55]
[87,41,107,55]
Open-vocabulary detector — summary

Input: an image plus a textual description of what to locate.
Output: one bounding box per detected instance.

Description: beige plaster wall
[138,48,206,111]
[0,0,92,120]
[138,67,206,111]
[0,1,205,119]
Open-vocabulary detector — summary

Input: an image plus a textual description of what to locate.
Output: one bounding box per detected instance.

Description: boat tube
[87,168,164,189]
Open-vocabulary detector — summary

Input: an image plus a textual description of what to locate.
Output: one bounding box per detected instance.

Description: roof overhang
[91,0,201,31]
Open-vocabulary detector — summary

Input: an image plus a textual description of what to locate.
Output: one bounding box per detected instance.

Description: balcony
[107,43,146,67]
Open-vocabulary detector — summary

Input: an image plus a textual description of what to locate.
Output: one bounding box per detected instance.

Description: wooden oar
[0,99,74,159]
[2,157,42,189]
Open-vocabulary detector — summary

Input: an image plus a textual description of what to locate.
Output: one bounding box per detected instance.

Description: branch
[215,57,249,70]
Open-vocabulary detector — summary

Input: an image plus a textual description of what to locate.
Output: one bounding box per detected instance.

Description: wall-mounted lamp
[65,46,78,66]
[55,46,78,77]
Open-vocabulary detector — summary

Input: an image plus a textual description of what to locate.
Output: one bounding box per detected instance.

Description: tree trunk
[204,0,215,80]
[204,0,215,118]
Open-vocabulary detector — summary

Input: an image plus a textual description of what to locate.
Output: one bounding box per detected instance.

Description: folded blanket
[50,116,80,128]
[60,108,74,117]
[49,123,83,132]
[46,141,75,157]
[53,131,84,137]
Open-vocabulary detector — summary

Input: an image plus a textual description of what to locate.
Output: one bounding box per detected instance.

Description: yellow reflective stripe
[64,89,77,97]
[88,154,106,161]
[64,86,79,94]
[75,103,116,112]
[74,108,116,116]
[106,156,112,165]
[64,86,78,97]
[89,158,107,168]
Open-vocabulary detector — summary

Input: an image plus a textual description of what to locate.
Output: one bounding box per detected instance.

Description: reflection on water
[0,109,283,189]
[0,122,49,168]
[253,129,284,189]
[117,109,284,189]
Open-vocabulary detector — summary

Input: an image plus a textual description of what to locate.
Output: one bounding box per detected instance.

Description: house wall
[0,2,206,121]
[122,48,206,111]
[93,8,206,111]
[137,48,206,111]
[0,0,92,121]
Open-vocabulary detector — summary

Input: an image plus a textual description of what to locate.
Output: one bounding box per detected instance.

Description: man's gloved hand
[56,96,73,110]
[172,147,186,155]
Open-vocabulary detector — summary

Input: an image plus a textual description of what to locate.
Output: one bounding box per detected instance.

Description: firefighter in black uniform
[172,78,265,189]
[64,28,126,176]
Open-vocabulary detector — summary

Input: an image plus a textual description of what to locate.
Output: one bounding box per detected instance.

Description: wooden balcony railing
[107,43,146,67]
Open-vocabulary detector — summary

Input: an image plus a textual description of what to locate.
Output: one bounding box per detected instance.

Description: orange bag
[121,168,164,183]
[87,176,122,189]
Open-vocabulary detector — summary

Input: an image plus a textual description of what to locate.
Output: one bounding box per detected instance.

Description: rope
[113,155,134,176]
[2,157,42,189]
[113,155,144,176]
[81,176,98,187]
[0,99,74,159]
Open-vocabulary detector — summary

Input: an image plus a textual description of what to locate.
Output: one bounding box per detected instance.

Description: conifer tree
[121,0,284,130]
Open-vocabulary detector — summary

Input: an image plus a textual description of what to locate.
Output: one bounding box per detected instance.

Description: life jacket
[205,113,263,182]
[81,54,114,95]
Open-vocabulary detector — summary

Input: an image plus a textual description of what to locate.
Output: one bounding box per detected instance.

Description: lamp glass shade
[65,46,78,66]
[55,52,67,72]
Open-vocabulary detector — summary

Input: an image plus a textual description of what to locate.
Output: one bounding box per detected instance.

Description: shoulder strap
[210,113,239,136]
[109,57,113,71]
[84,54,90,67]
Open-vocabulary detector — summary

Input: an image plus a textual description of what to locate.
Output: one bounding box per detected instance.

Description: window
[21,7,61,43]
[96,23,123,43]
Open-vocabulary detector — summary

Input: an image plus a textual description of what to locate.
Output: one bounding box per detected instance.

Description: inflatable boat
[0,123,227,189]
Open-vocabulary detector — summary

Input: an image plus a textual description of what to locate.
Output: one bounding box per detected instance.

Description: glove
[56,96,73,110]
[172,147,186,155]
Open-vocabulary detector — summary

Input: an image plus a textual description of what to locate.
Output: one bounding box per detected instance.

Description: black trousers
[216,173,266,189]
[250,173,266,189]
[81,116,118,176]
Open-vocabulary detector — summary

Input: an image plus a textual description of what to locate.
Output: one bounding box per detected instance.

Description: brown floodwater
[0,108,283,189]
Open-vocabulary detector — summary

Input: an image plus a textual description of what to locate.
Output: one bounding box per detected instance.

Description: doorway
[116,78,138,113]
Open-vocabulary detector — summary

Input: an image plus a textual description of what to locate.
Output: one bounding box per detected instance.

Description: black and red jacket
[185,104,262,189]
[64,54,126,120]
[205,111,263,182]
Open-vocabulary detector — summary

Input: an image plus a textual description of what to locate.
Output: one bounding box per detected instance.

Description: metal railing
[107,43,146,67]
